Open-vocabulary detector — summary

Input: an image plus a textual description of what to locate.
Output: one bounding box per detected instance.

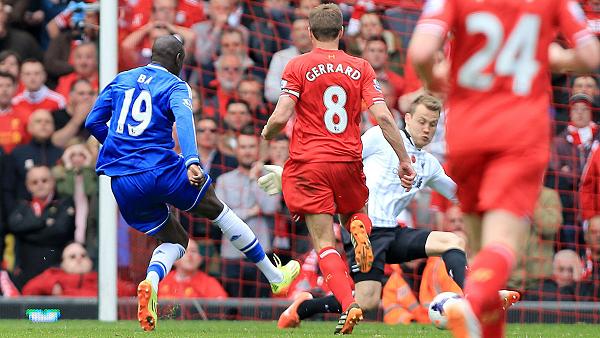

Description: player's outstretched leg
[195,186,300,295]
[424,231,468,288]
[138,216,188,331]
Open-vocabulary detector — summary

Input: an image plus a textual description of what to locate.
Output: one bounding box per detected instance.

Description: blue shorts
[111,158,212,235]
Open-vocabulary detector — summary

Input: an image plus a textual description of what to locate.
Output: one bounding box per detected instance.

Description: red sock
[465,244,515,337]
[318,247,355,311]
[346,213,372,235]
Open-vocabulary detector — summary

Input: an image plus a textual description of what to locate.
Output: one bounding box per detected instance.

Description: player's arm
[368,103,415,189]
[262,95,296,140]
[84,83,113,144]
[169,82,204,186]
[426,159,458,203]
[407,33,446,93]
[549,41,600,73]
[551,0,600,73]
[407,0,455,93]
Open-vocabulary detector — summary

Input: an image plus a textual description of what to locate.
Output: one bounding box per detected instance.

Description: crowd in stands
[0,0,598,323]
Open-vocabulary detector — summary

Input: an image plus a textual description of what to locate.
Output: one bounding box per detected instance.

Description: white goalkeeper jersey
[362,126,457,228]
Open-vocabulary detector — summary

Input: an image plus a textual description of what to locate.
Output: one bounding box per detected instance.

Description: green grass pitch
[0,320,597,337]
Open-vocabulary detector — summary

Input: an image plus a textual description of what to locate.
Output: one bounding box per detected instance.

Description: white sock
[256,256,283,283]
[212,203,283,283]
[147,271,160,291]
[146,242,186,291]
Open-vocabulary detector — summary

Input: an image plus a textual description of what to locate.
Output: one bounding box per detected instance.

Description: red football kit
[415,0,594,217]
[12,86,66,122]
[279,48,385,215]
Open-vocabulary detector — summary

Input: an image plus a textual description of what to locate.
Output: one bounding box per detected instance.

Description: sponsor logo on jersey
[280,79,288,90]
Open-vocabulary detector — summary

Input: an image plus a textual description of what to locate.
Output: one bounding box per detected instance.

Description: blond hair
[409,94,442,115]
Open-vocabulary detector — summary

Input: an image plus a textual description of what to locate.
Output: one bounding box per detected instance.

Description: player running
[261,4,415,335]
[258,95,520,330]
[85,35,300,332]
[408,0,600,337]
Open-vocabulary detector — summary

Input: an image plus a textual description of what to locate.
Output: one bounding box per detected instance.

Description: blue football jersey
[86,63,199,176]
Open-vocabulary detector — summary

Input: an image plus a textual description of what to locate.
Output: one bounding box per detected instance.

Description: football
[428,292,462,330]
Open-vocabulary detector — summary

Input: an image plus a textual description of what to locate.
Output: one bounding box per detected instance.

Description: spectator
[238,77,269,126]
[190,86,203,118]
[45,0,99,40]
[0,50,20,82]
[0,71,27,154]
[7,165,75,289]
[22,242,135,296]
[509,186,563,290]
[120,0,195,69]
[268,134,289,167]
[52,143,98,255]
[571,75,599,108]
[346,12,402,74]
[125,0,205,31]
[183,116,237,240]
[360,79,403,133]
[3,0,45,41]
[53,42,99,99]
[247,0,294,69]
[264,17,311,103]
[159,239,228,298]
[525,250,592,301]
[0,269,19,297]
[196,116,238,181]
[218,99,253,157]
[361,36,404,101]
[220,27,254,70]
[581,145,600,283]
[3,109,63,212]
[216,127,281,297]
[550,93,598,249]
[204,53,247,120]
[382,264,431,325]
[43,4,99,82]
[12,59,66,122]
[0,0,43,62]
[192,0,248,67]
[294,0,322,19]
[51,78,95,148]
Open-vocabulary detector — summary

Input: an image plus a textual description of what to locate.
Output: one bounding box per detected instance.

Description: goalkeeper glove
[257,165,283,195]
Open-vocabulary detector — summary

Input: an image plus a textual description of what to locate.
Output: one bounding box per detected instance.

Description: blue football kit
[85,63,211,235]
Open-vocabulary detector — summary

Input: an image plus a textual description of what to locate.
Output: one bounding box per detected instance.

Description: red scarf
[567,122,599,146]
[30,194,53,217]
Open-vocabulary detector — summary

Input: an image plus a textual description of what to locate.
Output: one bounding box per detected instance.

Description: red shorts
[282,160,368,216]
[446,144,549,218]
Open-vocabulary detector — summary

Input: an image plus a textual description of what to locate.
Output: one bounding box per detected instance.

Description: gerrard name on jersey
[305,63,362,82]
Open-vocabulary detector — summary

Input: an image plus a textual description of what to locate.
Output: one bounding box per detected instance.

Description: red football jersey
[415,0,594,152]
[280,48,385,162]
[12,87,66,122]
